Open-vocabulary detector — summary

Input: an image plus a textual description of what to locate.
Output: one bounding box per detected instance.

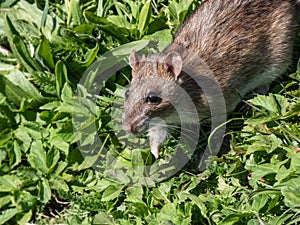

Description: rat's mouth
[122,115,150,136]
[134,119,150,135]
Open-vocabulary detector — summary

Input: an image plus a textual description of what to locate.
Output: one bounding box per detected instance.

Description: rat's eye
[125,90,130,99]
[146,92,162,104]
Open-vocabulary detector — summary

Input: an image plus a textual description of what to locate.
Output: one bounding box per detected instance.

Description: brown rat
[122,0,300,158]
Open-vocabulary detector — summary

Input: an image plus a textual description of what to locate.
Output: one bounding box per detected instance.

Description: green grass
[0,0,300,224]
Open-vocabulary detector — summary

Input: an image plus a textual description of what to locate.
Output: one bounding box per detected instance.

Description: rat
[122,0,300,159]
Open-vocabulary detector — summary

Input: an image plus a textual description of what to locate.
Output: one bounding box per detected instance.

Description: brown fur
[169,0,299,110]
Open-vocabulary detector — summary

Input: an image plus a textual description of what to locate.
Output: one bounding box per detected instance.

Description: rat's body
[122,0,300,158]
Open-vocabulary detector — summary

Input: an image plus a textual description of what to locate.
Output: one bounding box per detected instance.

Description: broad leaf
[27,141,48,174]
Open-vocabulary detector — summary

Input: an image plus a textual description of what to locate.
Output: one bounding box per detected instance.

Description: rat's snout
[122,113,137,134]
[122,112,148,134]
[122,121,143,134]
[122,113,132,133]
[122,121,134,133]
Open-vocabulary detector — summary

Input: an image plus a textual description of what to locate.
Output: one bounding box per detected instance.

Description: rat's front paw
[150,143,160,158]
[148,121,168,158]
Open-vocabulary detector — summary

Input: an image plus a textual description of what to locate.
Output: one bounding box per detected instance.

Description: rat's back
[171,0,300,110]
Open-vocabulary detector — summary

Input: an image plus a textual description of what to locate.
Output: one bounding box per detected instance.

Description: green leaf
[0,0,18,8]
[290,70,300,82]
[39,178,51,204]
[16,210,32,225]
[37,38,55,70]
[6,69,44,103]
[282,98,300,118]
[168,0,195,26]
[49,135,69,156]
[93,211,115,225]
[276,166,291,184]
[251,194,269,212]
[177,0,195,23]
[250,163,279,187]
[0,129,13,147]
[0,208,20,225]
[96,0,114,17]
[93,178,119,192]
[0,195,11,209]
[5,18,42,72]
[61,83,74,104]
[53,161,68,176]
[143,29,173,50]
[125,186,144,203]
[268,214,293,225]
[0,150,7,167]
[127,1,139,19]
[73,23,97,37]
[14,126,32,152]
[67,0,85,26]
[15,191,37,212]
[107,15,135,30]
[40,101,61,111]
[128,202,149,218]
[114,2,128,18]
[131,149,144,168]
[11,140,22,168]
[101,185,123,201]
[248,94,289,116]
[76,154,100,171]
[0,75,32,107]
[99,24,129,44]
[290,152,300,171]
[151,183,171,202]
[3,13,20,39]
[157,202,178,223]
[46,147,60,171]
[246,134,283,154]
[138,0,152,36]
[281,178,300,208]
[7,0,62,43]
[27,141,48,174]
[82,44,100,67]
[50,176,69,192]
[0,175,22,192]
[0,62,15,72]
[41,0,49,27]
[84,11,109,24]
[23,122,48,140]
[184,194,210,222]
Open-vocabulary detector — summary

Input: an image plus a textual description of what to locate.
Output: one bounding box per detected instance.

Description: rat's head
[122,50,183,134]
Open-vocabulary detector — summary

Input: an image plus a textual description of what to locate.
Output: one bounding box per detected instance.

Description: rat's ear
[164,52,182,80]
[129,50,141,68]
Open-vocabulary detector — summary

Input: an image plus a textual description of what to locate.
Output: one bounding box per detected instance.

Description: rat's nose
[122,113,131,133]
[122,122,133,133]
[122,114,136,133]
